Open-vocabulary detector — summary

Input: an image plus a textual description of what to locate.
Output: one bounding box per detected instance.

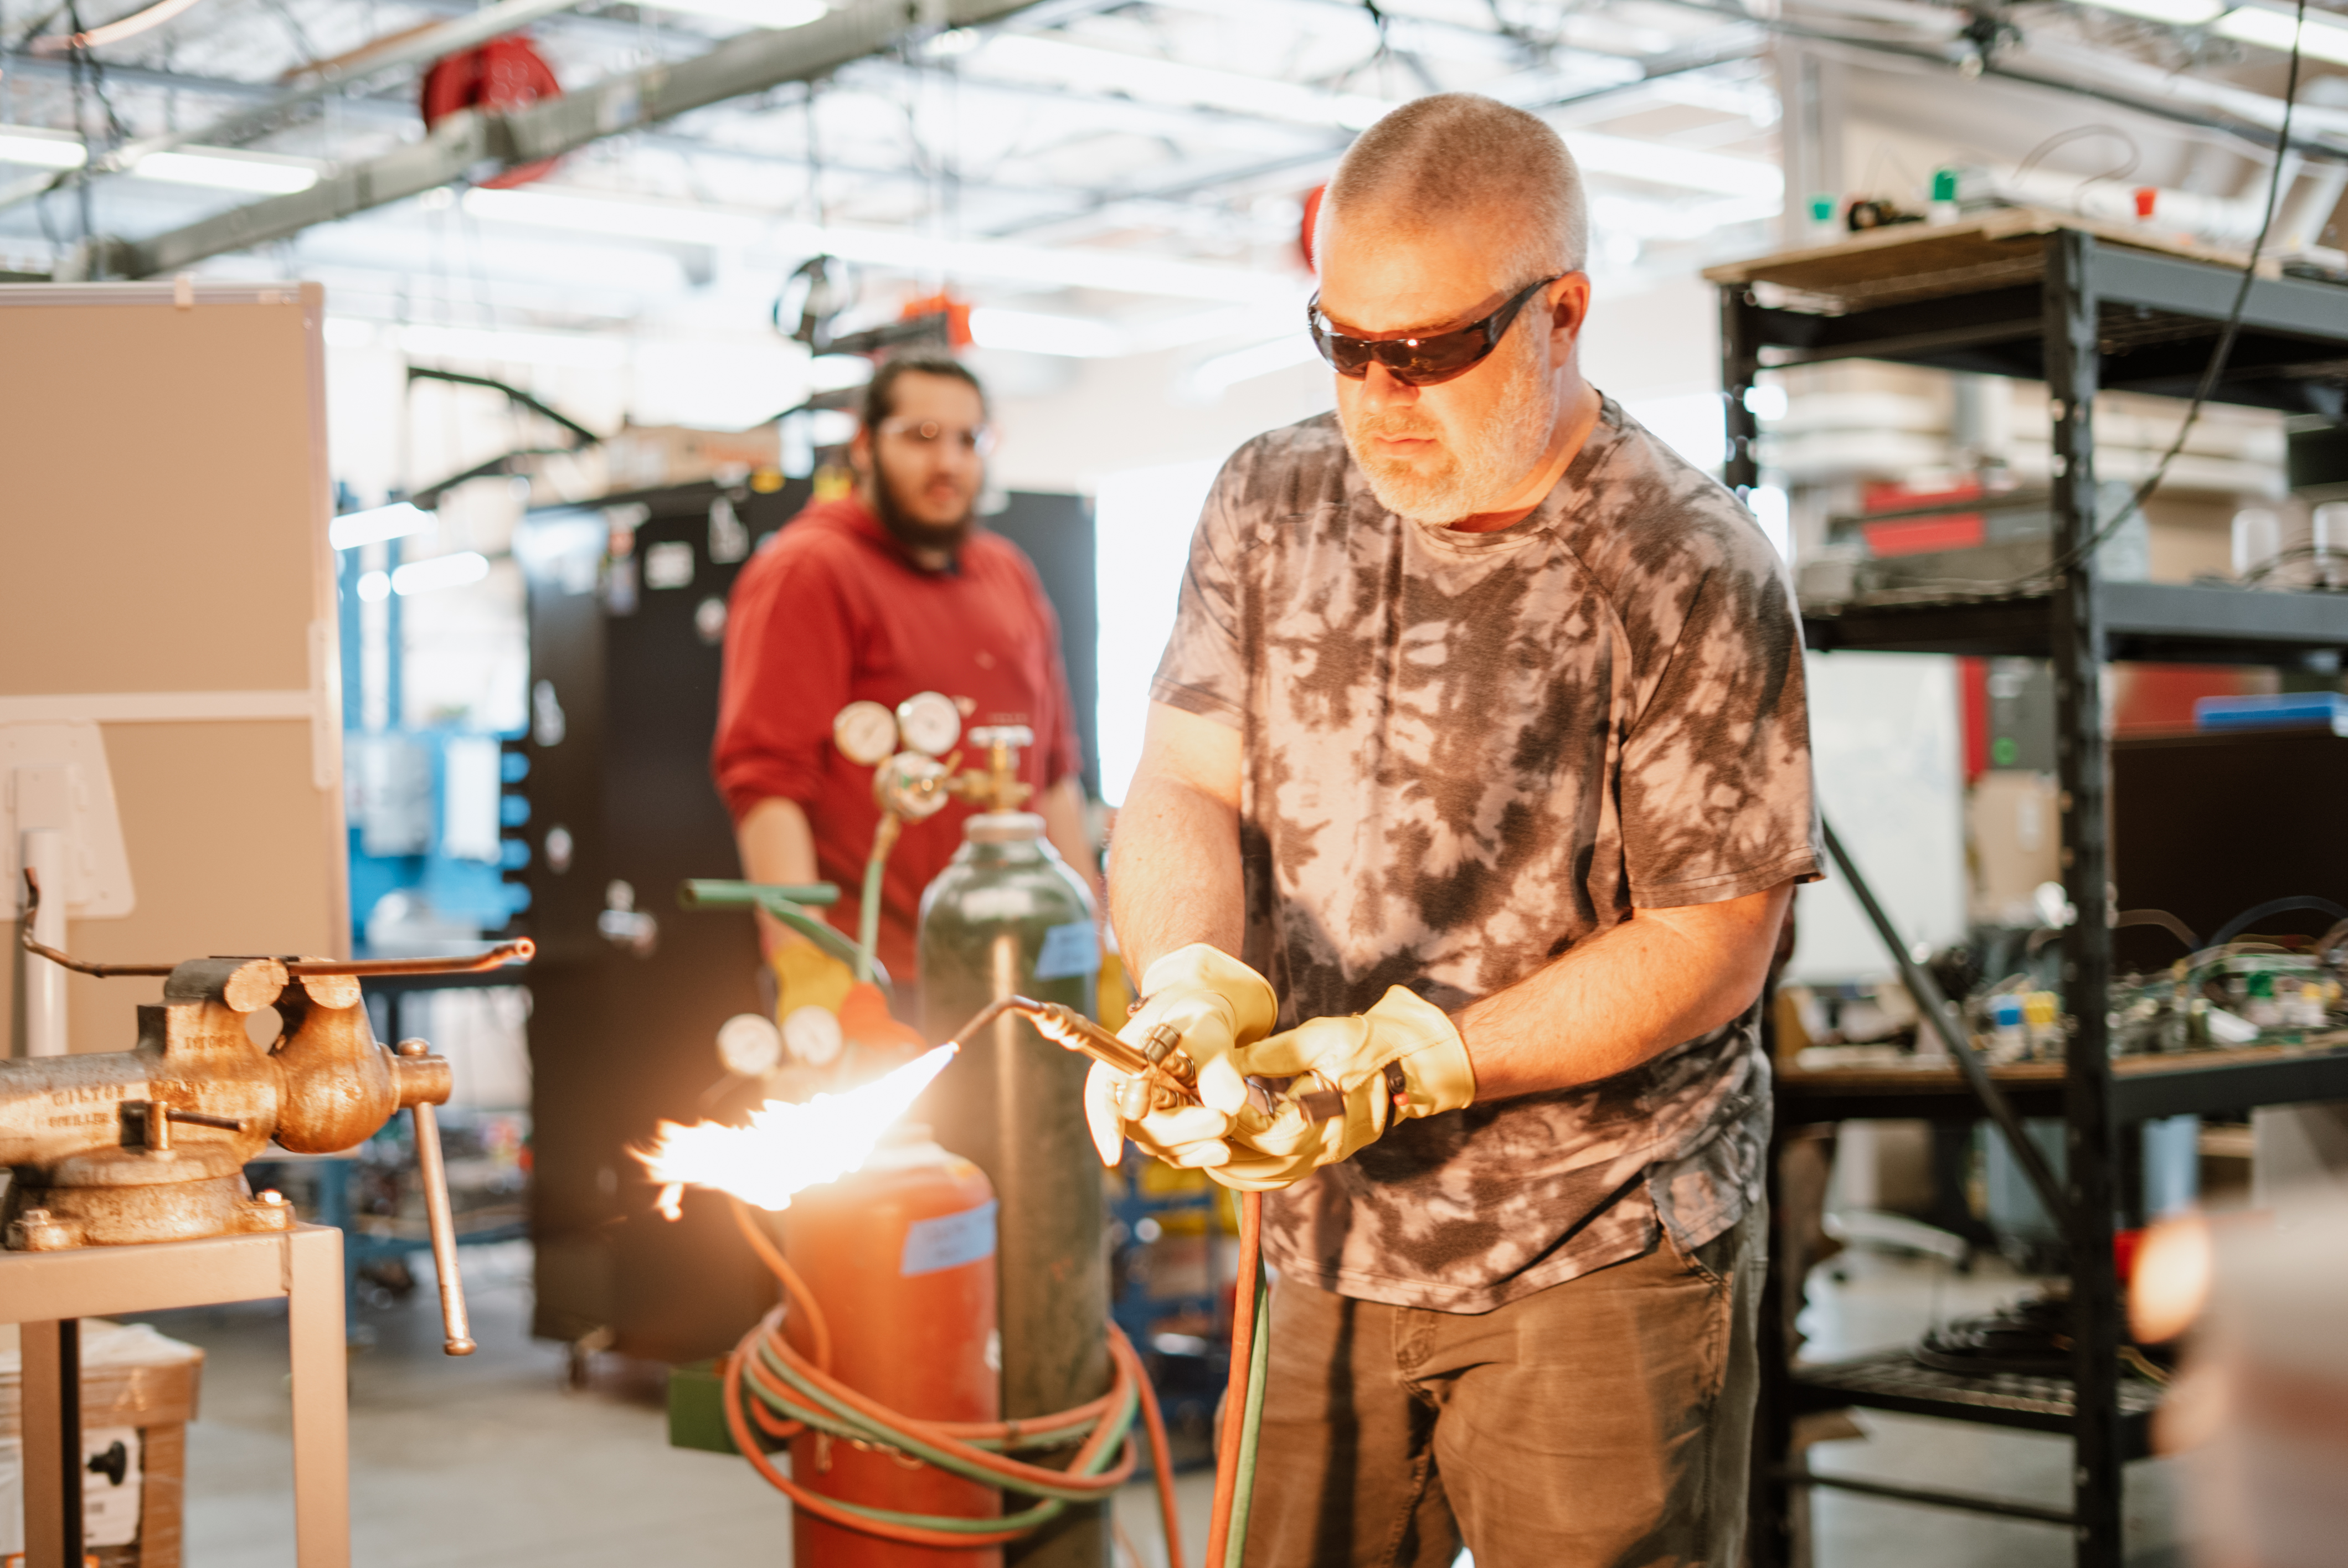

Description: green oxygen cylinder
[917,725,1108,1568]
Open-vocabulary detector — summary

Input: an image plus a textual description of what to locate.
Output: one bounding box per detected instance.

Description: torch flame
[636,1042,959,1214]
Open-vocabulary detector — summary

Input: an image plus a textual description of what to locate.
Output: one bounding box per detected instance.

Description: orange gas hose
[723,1196,1186,1561]
[1202,1188,1263,1568]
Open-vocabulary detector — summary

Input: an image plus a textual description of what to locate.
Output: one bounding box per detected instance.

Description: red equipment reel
[420,35,562,190]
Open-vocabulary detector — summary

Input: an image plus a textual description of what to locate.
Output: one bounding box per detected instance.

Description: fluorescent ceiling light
[642,0,824,24]
[129,149,321,193]
[399,320,632,369]
[1190,333,1321,397]
[977,34,1394,130]
[2077,0,2224,24]
[968,307,1124,358]
[391,551,492,596]
[0,127,86,169]
[463,186,1296,304]
[356,570,392,602]
[2215,4,2348,63]
[1590,192,1781,243]
[1564,131,1783,199]
[1,125,323,189]
[331,502,434,550]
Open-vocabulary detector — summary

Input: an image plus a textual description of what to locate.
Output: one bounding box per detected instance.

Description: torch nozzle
[948,997,1203,1108]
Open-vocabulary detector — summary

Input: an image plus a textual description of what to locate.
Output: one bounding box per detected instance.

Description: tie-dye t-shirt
[1150,398,1821,1312]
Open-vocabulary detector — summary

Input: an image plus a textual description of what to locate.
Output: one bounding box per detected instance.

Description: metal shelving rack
[1712,216,2348,1567]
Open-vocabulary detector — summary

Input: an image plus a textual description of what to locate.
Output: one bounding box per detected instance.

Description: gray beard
[1342,344,1555,525]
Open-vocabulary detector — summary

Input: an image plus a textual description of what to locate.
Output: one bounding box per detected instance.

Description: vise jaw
[0,955,451,1251]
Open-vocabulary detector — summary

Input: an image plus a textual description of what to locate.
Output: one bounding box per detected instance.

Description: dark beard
[871,469,974,559]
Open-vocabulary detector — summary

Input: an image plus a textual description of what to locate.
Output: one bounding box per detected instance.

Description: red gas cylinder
[782,1131,1002,1567]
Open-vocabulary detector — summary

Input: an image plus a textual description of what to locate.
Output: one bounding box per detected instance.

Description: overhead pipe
[70,0,1046,280]
[0,0,594,219]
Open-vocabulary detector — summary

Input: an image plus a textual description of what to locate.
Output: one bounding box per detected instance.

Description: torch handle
[397,1041,476,1356]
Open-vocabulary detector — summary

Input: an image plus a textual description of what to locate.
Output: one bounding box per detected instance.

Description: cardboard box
[0,1319,203,1567]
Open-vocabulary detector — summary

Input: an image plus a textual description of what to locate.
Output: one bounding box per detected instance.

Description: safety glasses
[1307,274,1563,387]
[877,417,997,457]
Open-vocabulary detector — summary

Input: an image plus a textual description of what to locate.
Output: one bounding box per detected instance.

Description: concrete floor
[115,1239,2187,1568]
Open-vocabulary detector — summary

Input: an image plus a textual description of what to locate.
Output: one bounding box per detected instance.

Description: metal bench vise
[8,869,532,1355]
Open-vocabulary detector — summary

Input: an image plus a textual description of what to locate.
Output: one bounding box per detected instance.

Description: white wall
[1789,652,1968,983]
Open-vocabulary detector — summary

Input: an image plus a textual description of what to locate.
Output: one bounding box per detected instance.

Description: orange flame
[636,1042,957,1216]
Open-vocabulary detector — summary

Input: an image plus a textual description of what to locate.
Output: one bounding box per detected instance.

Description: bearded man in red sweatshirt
[713,354,1097,984]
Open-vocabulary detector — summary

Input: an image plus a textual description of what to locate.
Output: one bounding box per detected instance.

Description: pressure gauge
[715,1013,784,1077]
[874,751,952,822]
[782,1005,845,1067]
[833,700,899,766]
[896,690,962,757]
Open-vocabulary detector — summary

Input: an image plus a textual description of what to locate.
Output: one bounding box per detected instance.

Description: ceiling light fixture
[0,127,87,169]
[398,320,633,370]
[390,551,493,596]
[967,307,1125,358]
[128,149,321,193]
[1189,333,1321,398]
[639,0,827,27]
[1559,130,1783,199]
[331,502,435,550]
[462,187,1297,303]
[974,34,1394,130]
[2215,3,2348,64]
[2074,0,2225,24]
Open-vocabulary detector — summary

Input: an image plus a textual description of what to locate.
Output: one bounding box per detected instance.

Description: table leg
[21,1317,83,1568]
[287,1226,351,1568]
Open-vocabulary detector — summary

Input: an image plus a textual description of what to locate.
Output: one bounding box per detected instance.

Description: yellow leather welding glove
[1082,943,1276,1167]
[1183,987,1479,1192]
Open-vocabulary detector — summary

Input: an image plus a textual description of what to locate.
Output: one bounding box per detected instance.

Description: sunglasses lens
[1311,323,1374,378]
[1384,333,1491,386]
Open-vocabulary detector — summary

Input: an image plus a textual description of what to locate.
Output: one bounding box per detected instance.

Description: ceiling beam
[81,0,1044,278]
[0,0,596,218]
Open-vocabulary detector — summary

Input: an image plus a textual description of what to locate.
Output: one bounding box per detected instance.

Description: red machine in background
[420,35,561,189]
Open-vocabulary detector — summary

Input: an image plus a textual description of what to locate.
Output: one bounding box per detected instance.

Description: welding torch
[946,997,1342,1122]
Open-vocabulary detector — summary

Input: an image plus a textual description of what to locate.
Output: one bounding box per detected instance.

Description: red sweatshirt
[712,496,1083,981]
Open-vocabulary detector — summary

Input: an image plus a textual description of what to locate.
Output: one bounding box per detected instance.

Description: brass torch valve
[950,725,1035,814]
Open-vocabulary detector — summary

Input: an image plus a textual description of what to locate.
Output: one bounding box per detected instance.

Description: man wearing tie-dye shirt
[1089,94,1820,1567]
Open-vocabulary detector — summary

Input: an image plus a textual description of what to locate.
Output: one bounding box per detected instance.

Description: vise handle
[397,1040,476,1356]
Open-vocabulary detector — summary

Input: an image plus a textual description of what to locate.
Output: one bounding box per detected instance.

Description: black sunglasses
[1307,275,1564,387]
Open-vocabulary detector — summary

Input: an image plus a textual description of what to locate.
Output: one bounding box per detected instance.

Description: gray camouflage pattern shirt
[1150,398,1821,1313]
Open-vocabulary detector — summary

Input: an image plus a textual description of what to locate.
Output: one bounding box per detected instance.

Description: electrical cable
[1801,0,2316,613]
[722,1196,1187,1558]
[2011,123,2140,187]
[2207,895,2348,951]
[2014,0,2310,594]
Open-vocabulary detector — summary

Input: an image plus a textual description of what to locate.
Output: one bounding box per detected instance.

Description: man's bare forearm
[735,796,820,955]
[1456,881,1794,1101]
[1038,775,1106,912]
[1107,772,1244,978]
[1107,704,1248,977]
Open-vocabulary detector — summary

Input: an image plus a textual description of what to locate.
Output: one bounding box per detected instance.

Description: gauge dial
[833,700,899,766]
[874,751,951,822]
[782,1005,844,1067]
[897,690,962,757]
[715,1013,784,1077]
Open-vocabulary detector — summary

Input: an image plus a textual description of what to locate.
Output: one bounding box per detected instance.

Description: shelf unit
[1713,221,2348,1567]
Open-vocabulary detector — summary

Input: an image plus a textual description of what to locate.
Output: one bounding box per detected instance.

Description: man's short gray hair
[1324,94,1588,285]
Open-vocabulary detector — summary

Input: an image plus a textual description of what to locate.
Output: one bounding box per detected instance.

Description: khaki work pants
[1241,1201,1764,1568]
